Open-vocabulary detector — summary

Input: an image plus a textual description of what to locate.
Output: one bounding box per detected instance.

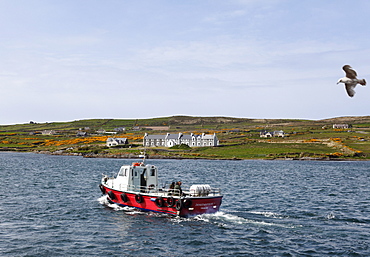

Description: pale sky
[1,0,369,125]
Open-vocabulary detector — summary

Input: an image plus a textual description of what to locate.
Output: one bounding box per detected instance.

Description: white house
[106,138,128,147]
[76,131,88,137]
[114,127,126,132]
[143,133,219,147]
[41,130,56,135]
[273,130,286,137]
[260,130,285,138]
[333,124,350,129]
[260,131,273,138]
[97,129,106,134]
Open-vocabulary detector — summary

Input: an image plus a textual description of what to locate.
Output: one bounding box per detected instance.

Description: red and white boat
[99,160,223,217]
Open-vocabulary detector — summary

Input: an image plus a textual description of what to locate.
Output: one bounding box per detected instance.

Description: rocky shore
[32,150,366,161]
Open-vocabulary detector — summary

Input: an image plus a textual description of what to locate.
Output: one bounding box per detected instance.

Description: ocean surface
[1,152,369,256]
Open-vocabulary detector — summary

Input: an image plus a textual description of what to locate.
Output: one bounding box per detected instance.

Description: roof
[107,138,127,143]
[144,133,216,140]
[145,135,166,140]
[202,134,216,139]
[166,134,179,139]
[181,134,193,140]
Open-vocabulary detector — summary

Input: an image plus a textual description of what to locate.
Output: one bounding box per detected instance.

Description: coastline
[27,150,368,161]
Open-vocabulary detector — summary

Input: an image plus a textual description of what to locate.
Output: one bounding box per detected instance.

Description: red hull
[100,184,222,217]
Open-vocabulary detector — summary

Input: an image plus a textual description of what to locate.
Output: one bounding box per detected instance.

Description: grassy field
[1,115,370,160]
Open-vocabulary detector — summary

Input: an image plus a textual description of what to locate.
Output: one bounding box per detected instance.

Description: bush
[170,144,191,150]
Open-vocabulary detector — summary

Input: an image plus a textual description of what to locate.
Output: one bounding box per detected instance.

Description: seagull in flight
[337,65,366,97]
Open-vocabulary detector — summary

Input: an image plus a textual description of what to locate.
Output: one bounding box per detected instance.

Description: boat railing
[130,185,222,197]
[124,184,181,196]
[101,175,221,197]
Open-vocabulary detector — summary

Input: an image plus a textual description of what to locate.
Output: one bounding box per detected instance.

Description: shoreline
[31,150,370,162]
[1,149,368,161]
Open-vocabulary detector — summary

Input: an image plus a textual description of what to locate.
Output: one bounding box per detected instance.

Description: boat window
[150,168,155,176]
[142,169,147,180]
[120,168,127,176]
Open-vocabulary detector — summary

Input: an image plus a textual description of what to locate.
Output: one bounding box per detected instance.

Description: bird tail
[359,79,366,86]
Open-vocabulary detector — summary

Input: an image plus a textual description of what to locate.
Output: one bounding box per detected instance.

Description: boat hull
[100,184,222,217]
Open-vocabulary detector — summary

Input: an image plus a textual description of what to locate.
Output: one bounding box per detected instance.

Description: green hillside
[1,115,370,160]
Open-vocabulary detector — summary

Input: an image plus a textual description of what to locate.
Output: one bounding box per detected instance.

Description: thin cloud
[1,1,370,124]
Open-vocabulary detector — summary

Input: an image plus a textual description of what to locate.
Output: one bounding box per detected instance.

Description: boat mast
[140,148,147,165]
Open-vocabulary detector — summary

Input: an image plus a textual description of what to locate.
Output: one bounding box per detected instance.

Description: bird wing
[345,84,356,97]
[343,65,357,79]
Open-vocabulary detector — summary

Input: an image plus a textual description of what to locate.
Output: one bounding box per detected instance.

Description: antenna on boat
[139,148,146,165]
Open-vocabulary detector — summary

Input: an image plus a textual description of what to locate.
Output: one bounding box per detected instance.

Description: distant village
[107,133,219,148]
[29,123,352,148]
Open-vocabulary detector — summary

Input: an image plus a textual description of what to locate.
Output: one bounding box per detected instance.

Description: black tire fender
[155,196,164,207]
[99,184,106,194]
[108,191,116,200]
[135,194,143,203]
[175,200,182,211]
[167,197,175,207]
[120,193,128,202]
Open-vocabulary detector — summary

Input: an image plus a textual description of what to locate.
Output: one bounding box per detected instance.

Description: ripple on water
[1,153,370,256]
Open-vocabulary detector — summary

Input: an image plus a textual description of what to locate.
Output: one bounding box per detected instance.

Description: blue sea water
[0,152,369,256]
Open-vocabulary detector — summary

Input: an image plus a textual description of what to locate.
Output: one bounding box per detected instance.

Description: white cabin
[107,163,158,193]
